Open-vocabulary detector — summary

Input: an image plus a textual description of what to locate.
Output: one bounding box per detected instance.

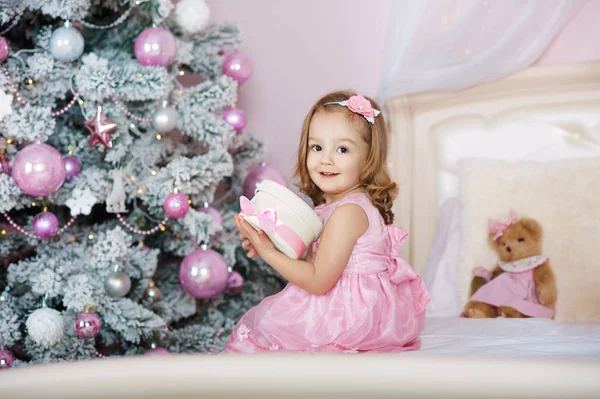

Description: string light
[150,170,157,176]
[27,78,33,85]
[138,73,144,78]
[160,226,166,232]
[156,134,162,140]
[1,230,6,235]
[31,202,36,206]
[178,70,185,76]
[5,139,12,144]
[130,123,136,129]
[130,176,136,182]
[88,234,94,240]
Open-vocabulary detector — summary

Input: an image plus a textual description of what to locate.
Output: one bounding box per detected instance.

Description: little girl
[222,90,430,353]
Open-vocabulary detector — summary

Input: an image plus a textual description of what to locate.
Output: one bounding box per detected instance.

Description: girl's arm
[235,203,368,295]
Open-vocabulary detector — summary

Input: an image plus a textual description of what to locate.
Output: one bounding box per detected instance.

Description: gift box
[239,180,323,259]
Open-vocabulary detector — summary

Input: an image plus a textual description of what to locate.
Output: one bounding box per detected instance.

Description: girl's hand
[234,214,276,260]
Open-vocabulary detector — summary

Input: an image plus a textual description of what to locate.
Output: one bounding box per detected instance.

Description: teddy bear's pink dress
[222,193,430,353]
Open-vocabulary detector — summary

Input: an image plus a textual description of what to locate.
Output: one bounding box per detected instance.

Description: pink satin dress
[222,193,430,353]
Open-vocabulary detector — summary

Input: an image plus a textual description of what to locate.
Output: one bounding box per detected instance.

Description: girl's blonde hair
[294,90,398,225]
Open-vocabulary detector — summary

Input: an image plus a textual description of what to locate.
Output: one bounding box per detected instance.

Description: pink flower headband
[324,95,381,124]
[488,210,518,241]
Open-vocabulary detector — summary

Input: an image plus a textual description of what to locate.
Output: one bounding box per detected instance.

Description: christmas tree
[0,0,287,368]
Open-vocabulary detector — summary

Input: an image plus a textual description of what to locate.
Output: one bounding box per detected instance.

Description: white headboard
[385,61,600,275]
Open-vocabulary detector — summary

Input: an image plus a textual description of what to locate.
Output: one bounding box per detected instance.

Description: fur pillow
[458,157,600,322]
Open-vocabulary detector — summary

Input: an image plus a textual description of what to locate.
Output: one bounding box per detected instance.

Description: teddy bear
[464,211,557,319]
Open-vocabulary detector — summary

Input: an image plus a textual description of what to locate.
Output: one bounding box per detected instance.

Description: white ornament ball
[174,0,211,34]
[152,106,178,134]
[26,307,65,348]
[49,26,85,62]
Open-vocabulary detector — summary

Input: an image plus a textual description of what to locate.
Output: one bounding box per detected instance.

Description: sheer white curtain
[377,0,587,100]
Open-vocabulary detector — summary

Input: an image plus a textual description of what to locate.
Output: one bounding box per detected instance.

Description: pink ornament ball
[0,347,14,369]
[242,163,287,199]
[32,211,59,238]
[12,143,66,197]
[63,155,81,180]
[223,107,246,132]
[0,36,9,63]
[145,347,170,356]
[179,248,229,299]
[197,206,223,227]
[0,154,10,175]
[225,271,244,295]
[134,27,177,67]
[74,311,102,339]
[222,51,253,84]
[163,192,190,219]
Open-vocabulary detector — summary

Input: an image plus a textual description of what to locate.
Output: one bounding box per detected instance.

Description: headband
[324,95,381,124]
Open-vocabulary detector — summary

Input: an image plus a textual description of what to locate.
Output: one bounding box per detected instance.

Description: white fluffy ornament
[26,307,65,348]
[175,0,211,34]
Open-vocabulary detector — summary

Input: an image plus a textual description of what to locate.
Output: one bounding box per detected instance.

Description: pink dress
[470,256,554,318]
[222,193,431,354]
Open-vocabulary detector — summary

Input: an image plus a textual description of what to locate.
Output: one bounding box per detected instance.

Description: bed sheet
[414,317,600,360]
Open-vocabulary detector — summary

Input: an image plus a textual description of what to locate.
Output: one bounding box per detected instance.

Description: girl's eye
[518,238,525,242]
[310,144,321,151]
[337,146,348,154]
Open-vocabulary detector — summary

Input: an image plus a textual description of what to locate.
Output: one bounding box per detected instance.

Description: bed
[2,61,600,399]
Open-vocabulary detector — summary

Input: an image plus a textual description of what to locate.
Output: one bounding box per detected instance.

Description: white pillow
[423,197,462,318]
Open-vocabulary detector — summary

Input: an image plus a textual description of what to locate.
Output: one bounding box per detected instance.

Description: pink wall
[206,0,392,191]
[207,0,600,189]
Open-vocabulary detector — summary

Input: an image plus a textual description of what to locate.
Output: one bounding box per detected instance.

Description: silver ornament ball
[104,271,131,298]
[49,26,84,62]
[151,107,178,134]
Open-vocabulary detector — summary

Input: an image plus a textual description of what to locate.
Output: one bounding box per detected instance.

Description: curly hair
[294,90,398,225]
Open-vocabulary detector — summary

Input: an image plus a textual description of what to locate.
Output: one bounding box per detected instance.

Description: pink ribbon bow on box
[488,210,518,241]
[239,196,307,259]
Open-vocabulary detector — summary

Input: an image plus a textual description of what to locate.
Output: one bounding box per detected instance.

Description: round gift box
[240,180,323,259]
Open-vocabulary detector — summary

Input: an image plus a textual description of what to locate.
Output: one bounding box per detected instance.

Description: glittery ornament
[49,25,84,62]
[223,107,246,132]
[84,105,117,149]
[0,36,10,63]
[242,163,287,199]
[63,155,81,180]
[225,270,244,295]
[26,307,64,348]
[12,143,66,197]
[179,248,229,299]
[197,205,223,227]
[0,347,14,369]
[222,51,253,84]
[134,27,177,67]
[74,309,102,339]
[145,346,170,356]
[32,211,59,238]
[163,192,190,219]
[104,270,131,298]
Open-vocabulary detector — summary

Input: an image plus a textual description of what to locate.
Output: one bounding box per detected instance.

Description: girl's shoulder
[316,193,381,226]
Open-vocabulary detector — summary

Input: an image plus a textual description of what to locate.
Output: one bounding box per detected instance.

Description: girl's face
[306,110,369,203]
